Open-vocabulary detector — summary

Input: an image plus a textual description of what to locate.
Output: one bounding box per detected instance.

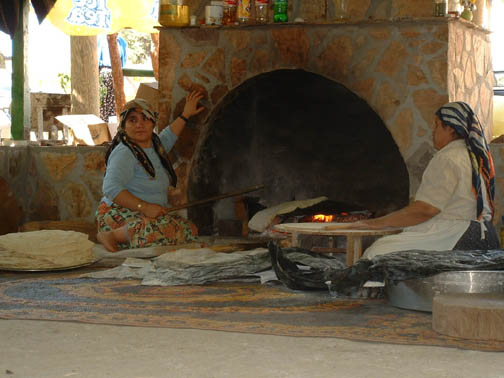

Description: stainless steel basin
[386,271,504,312]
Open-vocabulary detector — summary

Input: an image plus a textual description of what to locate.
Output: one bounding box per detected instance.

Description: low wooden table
[274,222,402,266]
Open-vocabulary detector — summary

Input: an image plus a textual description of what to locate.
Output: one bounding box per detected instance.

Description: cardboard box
[56,114,111,146]
[135,82,158,111]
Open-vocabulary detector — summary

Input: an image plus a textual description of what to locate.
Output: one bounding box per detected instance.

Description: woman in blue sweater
[96,91,204,251]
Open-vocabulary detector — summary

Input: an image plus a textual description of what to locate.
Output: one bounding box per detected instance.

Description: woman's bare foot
[97,231,119,252]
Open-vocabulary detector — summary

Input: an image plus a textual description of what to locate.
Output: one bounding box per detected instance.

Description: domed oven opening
[187,69,409,236]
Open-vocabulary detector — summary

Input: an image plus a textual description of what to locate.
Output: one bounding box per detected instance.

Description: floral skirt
[96,202,198,249]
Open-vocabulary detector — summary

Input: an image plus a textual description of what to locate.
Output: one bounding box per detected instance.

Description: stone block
[0,177,23,235]
[41,152,77,181]
[202,48,226,83]
[62,182,92,219]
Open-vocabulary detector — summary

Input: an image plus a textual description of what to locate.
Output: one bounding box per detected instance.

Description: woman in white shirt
[326,101,499,258]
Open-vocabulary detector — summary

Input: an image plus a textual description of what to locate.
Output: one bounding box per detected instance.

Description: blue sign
[66,0,112,30]
[151,0,159,20]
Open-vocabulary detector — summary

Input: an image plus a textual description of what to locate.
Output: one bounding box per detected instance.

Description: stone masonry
[157,18,494,207]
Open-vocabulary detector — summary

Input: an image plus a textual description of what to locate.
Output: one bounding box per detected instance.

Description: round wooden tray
[274,222,402,236]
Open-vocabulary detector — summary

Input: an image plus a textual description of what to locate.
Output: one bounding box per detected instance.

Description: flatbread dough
[0,230,96,270]
[248,196,328,232]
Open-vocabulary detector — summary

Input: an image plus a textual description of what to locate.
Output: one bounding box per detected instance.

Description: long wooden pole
[107,33,126,117]
[166,184,265,213]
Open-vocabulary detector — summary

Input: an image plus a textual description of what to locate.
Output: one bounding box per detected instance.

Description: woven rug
[0,276,503,352]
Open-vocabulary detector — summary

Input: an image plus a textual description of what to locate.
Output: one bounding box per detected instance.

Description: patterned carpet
[0,276,503,352]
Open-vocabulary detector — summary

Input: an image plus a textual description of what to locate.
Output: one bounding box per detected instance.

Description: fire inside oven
[275,200,373,225]
[299,211,372,223]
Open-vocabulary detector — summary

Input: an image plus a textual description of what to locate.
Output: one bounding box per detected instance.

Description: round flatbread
[0,230,96,270]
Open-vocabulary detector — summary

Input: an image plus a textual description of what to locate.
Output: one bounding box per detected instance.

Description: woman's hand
[141,203,169,219]
[182,91,205,119]
[324,200,439,231]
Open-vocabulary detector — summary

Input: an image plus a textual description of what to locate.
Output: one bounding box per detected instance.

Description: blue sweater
[101,127,178,207]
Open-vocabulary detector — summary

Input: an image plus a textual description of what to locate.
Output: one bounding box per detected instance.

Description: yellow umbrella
[46,0,160,35]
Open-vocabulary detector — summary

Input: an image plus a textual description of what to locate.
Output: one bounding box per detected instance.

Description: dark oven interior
[188,69,409,236]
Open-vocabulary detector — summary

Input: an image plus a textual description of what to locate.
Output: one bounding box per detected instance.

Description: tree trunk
[150,33,159,81]
[107,33,126,117]
[70,36,99,115]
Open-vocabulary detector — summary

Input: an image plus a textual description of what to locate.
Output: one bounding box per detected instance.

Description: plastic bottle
[255,0,269,23]
[222,0,237,25]
[273,0,288,23]
[237,0,251,24]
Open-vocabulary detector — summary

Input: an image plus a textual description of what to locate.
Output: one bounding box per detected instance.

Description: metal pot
[386,270,504,312]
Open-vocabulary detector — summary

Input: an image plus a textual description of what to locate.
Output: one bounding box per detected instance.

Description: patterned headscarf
[105,98,177,187]
[435,101,494,219]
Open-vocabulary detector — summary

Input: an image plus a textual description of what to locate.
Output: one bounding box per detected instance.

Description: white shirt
[363,140,491,259]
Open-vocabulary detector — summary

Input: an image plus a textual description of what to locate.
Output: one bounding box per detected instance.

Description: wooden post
[150,33,160,81]
[11,0,30,140]
[107,33,126,117]
[70,36,99,115]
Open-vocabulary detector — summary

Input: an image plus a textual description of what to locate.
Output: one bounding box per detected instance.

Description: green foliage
[119,29,152,65]
[99,74,108,102]
[57,73,71,94]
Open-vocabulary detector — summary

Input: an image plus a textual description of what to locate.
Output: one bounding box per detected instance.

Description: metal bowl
[386,271,504,312]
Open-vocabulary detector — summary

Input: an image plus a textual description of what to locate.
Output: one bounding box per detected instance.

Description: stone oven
[156,18,494,235]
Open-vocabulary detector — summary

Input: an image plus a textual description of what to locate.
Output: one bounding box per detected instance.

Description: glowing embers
[311,214,335,222]
[299,211,371,223]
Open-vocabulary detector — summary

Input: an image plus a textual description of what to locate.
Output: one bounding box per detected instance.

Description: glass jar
[255,0,269,24]
[158,0,190,27]
[333,0,348,21]
[237,0,252,24]
[223,0,238,25]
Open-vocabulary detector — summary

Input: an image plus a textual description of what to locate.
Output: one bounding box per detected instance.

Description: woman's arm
[169,91,205,136]
[113,190,168,219]
[103,149,168,219]
[357,201,440,229]
[325,201,440,230]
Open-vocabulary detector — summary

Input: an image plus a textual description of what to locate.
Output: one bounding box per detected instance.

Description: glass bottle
[273,0,288,23]
[222,0,238,25]
[433,0,447,17]
[237,0,252,24]
[255,0,269,23]
[333,0,348,21]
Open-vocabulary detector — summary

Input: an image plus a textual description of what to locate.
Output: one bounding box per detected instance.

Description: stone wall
[0,146,106,234]
[157,18,493,207]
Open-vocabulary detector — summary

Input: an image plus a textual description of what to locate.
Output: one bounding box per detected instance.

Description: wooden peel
[165,184,265,213]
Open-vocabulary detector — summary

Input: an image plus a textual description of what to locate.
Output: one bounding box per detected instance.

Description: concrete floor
[1,319,503,378]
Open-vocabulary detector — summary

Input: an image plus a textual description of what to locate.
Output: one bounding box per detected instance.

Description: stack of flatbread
[0,230,96,270]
